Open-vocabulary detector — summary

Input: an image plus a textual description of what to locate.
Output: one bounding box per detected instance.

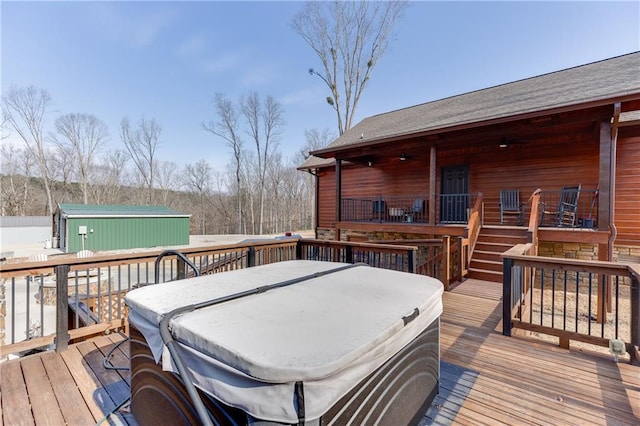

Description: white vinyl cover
[126,260,443,423]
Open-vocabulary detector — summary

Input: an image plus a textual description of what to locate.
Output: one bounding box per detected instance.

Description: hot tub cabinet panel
[130,320,439,426]
[125,260,443,425]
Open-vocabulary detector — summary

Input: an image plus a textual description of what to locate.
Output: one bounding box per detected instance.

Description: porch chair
[371,199,386,221]
[77,250,94,258]
[541,184,581,227]
[499,190,525,225]
[411,199,426,222]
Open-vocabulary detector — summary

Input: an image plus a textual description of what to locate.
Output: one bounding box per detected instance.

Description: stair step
[468,268,503,283]
[478,234,527,244]
[472,250,502,261]
[474,241,514,254]
[470,258,503,272]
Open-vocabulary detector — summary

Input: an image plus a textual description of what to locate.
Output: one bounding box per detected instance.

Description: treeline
[2,86,334,235]
[0,168,312,235]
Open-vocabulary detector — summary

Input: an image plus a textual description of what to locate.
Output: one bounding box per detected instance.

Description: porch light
[400,153,407,161]
[367,160,373,167]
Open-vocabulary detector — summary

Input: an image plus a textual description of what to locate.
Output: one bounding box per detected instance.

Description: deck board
[59,341,128,425]
[39,351,96,425]
[20,355,66,425]
[1,279,638,425]
[0,360,34,426]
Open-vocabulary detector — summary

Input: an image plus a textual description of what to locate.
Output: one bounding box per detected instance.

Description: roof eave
[311,94,640,159]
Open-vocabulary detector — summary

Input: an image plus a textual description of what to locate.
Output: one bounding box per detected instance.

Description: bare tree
[156,161,180,206]
[299,128,335,161]
[293,1,407,135]
[47,144,75,203]
[203,93,244,233]
[182,159,212,234]
[2,85,56,214]
[0,144,34,215]
[53,113,108,204]
[120,117,161,204]
[241,92,285,234]
[90,149,129,204]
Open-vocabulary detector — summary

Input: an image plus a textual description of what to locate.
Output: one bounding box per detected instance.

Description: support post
[429,146,437,225]
[55,264,70,352]
[335,159,342,235]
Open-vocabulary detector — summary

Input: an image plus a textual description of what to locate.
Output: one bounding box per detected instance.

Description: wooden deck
[1,280,638,425]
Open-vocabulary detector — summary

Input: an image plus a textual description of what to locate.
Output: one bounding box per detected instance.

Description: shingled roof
[299,52,640,170]
[56,204,190,218]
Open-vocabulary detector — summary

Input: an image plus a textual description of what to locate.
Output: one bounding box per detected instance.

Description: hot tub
[125,260,443,425]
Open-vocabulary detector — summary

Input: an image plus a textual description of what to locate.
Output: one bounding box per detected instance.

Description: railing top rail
[0,239,419,278]
[503,252,639,276]
[502,243,534,257]
[374,239,442,245]
[0,239,300,277]
[299,239,418,252]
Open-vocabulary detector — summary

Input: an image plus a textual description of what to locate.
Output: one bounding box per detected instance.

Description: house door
[440,165,469,223]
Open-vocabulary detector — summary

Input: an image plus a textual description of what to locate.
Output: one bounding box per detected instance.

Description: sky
[2,1,639,173]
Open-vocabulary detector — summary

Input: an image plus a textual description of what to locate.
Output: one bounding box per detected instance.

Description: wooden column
[314,171,319,239]
[598,121,612,233]
[429,145,437,225]
[335,159,342,241]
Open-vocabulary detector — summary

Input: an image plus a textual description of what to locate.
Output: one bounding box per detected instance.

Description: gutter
[608,102,621,261]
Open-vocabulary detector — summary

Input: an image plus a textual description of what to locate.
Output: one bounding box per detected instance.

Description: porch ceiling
[331,107,610,162]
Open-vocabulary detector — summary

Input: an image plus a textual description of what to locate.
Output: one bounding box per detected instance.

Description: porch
[2,279,638,425]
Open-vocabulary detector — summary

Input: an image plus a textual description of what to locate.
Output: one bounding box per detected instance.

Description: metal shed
[54,204,190,253]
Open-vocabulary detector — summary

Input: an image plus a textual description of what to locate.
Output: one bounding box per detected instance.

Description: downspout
[608,102,621,261]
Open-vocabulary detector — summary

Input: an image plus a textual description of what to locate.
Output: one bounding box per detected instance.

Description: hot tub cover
[126,260,443,422]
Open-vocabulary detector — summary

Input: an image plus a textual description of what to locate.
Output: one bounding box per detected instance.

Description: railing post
[502,257,513,337]
[408,249,416,274]
[345,244,353,264]
[55,264,70,353]
[177,257,187,280]
[248,247,256,267]
[295,240,303,260]
[457,236,464,282]
[441,236,450,290]
[631,273,639,364]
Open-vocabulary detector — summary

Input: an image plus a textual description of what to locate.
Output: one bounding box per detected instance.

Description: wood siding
[317,168,336,228]
[616,127,640,245]
[438,127,599,225]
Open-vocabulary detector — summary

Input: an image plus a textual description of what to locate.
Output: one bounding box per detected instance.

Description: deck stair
[468,225,527,283]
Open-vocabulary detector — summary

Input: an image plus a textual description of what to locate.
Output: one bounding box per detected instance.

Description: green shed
[53,204,190,253]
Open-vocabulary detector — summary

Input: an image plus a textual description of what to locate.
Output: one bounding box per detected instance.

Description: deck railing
[502,247,640,363]
[0,239,422,357]
[439,193,481,224]
[340,195,429,223]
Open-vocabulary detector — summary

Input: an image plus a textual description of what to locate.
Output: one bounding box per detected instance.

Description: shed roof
[300,51,640,170]
[57,204,190,218]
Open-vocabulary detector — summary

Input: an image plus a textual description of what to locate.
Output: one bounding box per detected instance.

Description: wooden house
[299,52,640,282]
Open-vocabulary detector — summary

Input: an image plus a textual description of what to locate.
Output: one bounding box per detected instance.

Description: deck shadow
[420,361,479,425]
